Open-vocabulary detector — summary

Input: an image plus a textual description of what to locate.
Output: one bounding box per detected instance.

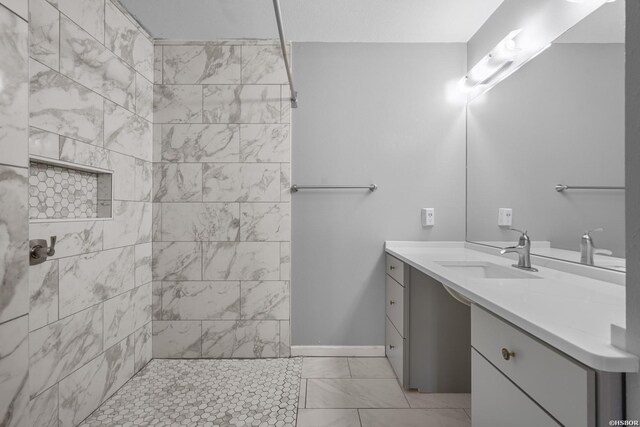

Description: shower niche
[28,157,113,221]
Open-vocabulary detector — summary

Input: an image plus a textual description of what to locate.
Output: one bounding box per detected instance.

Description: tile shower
[151,41,292,360]
[0,0,292,425]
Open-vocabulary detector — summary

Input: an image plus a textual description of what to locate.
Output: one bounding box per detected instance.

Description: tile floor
[298,357,471,427]
[80,358,302,427]
[79,356,471,427]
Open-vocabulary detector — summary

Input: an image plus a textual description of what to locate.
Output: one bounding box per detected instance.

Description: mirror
[466,0,626,272]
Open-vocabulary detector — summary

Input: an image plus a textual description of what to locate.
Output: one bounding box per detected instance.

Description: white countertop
[385,241,638,373]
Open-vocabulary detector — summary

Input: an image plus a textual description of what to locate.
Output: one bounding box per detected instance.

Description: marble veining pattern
[102,200,151,248]
[154,84,202,123]
[104,0,154,81]
[58,335,134,427]
[58,246,135,318]
[153,163,202,202]
[153,42,291,361]
[0,316,29,427]
[203,84,284,124]
[203,163,281,202]
[29,0,59,71]
[109,151,136,201]
[280,242,291,281]
[29,127,60,159]
[135,73,153,121]
[135,242,152,286]
[161,280,240,320]
[163,44,241,84]
[55,0,104,42]
[133,322,152,373]
[241,202,291,241]
[0,4,29,168]
[202,84,241,123]
[60,16,135,110]
[135,158,153,202]
[29,304,103,398]
[203,242,280,281]
[28,260,59,331]
[240,124,290,162]
[21,0,156,425]
[30,59,104,144]
[79,358,300,427]
[152,320,202,358]
[160,202,240,242]
[29,219,103,260]
[28,384,58,427]
[152,242,202,281]
[161,123,240,162]
[201,320,279,358]
[240,281,290,320]
[104,284,151,348]
[0,166,28,324]
[242,45,288,85]
[104,101,153,161]
[59,138,110,169]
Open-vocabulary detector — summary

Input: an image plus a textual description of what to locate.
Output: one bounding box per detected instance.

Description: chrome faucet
[500,228,538,272]
[580,228,612,266]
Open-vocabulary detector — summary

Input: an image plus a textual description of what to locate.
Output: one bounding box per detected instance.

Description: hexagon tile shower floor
[80,358,302,427]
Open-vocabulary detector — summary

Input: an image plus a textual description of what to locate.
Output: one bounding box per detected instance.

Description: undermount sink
[436,261,541,279]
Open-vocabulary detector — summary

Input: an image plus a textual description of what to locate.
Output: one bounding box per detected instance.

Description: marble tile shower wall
[151,42,292,360]
[24,0,153,425]
[0,1,30,426]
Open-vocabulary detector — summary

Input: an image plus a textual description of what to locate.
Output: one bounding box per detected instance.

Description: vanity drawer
[385,254,404,285]
[386,316,404,382]
[471,305,595,427]
[385,275,405,336]
[472,349,560,427]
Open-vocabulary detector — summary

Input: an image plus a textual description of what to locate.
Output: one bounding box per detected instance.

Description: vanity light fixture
[460,29,550,101]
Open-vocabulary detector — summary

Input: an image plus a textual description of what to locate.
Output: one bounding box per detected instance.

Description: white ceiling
[555,0,625,43]
[120,0,505,43]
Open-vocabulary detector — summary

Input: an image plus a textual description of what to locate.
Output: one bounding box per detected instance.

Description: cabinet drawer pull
[389,265,396,270]
[501,348,515,361]
[389,300,395,305]
[389,344,395,350]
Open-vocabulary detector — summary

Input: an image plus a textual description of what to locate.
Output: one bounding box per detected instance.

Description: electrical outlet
[421,208,435,226]
[498,208,513,227]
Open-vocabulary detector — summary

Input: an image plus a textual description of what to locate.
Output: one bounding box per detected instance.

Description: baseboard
[290,345,386,357]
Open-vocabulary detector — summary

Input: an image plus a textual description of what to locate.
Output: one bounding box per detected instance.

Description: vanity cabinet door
[386,275,405,336]
[471,305,595,427]
[472,349,561,427]
[386,254,405,285]
[386,316,404,383]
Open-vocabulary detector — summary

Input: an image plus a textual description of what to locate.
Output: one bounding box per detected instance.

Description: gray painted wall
[291,43,467,346]
[467,43,625,257]
[625,0,640,417]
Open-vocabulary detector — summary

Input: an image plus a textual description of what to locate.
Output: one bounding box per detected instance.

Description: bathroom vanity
[384,241,637,427]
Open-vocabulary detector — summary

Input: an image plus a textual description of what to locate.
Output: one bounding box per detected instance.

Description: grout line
[0,161,28,169]
[304,377,308,409]
[0,313,28,327]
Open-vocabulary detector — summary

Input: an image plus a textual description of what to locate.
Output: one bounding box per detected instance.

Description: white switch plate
[498,208,513,226]
[421,208,435,226]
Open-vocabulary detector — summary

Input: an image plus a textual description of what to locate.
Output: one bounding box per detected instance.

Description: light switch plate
[498,208,513,226]
[421,208,435,226]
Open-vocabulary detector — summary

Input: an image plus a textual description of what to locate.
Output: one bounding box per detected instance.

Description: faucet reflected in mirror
[580,228,612,266]
[500,228,539,272]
